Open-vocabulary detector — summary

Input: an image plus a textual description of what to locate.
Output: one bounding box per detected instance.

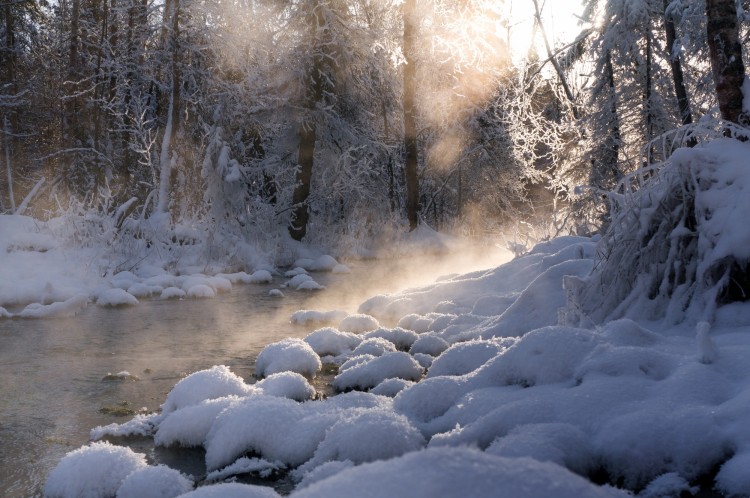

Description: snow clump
[255,339,322,378]
[44,442,147,498]
[161,365,251,414]
[115,465,193,498]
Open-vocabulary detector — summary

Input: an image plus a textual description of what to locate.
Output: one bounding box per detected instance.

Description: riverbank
[45,235,750,497]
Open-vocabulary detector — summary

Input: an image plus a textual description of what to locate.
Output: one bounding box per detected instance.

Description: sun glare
[504,0,585,63]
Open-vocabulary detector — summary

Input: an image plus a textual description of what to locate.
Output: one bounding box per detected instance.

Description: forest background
[0,0,742,265]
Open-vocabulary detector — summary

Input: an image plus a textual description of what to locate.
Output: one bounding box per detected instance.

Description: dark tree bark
[663,0,693,127]
[289,2,326,241]
[706,0,747,125]
[403,0,419,231]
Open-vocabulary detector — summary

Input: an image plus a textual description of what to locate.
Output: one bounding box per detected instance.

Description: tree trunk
[403,0,419,231]
[663,0,693,127]
[706,0,747,125]
[156,0,180,215]
[67,0,81,144]
[289,2,325,241]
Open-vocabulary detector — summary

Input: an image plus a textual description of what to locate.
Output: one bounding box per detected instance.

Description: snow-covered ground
[0,214,345,318]
[41,233,750,497]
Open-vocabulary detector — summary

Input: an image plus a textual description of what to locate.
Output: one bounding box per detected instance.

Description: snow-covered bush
[568,138,750,324]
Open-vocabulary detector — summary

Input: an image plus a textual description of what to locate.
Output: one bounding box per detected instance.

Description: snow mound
[291,256,341,272]
[162,365,251,414]
[484,423,594,475]
[160,287,186,299]
[116,465,193,498]
[256,372,316,401]
[204,396,306,470]
[44,442,147,498]
[332,264,350,274]
[715,451,750,496]
[255,339,322,378]
[269,289,284,297]
[289,447,626,498]
[350,337,397,357]
[409,334,449,356]
[304,327,362,357]
[249,270,273,284]
[297,280,325,291]
[97,288,139,307]
[427,339,508,378]
[186,284,216,299]
[363,327,419,350]
[369,378,415,397]
[155,396,241,448]
[337,314,380,333]
[178,482,280,498]
[332,352,423,391]
[295,410,425,475]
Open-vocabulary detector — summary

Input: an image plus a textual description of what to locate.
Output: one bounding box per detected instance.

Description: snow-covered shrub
[45,442,147,498]
[255,339,322,378]
[568,138,750,324]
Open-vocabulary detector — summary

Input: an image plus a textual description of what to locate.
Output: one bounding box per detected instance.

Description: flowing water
[0,248,509,497]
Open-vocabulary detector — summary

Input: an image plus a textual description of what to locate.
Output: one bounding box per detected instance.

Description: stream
[0,247,508,497]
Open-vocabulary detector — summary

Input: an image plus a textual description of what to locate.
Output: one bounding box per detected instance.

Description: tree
[706,0,747,125]
[402,0,419,231]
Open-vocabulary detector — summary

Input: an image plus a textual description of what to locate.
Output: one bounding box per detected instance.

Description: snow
[255,339,322,378]
[186,284,216,299]
[337,313,380,333]
[362,327,419,350]
[205,457,285,482]
[350,337,397,357]
[303,327,361,356]
[116,465,193,498]
[290,447,627,498]
[44,442,147,498]
[178,483,280,498]
[161,365,251,414]
[332,352,423,391]
[161,286,186,299]
[409,334,449,356]
[249,270,273,283]
[32,178,750,498]
[97,288,139,307]
[255,372,316,401]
